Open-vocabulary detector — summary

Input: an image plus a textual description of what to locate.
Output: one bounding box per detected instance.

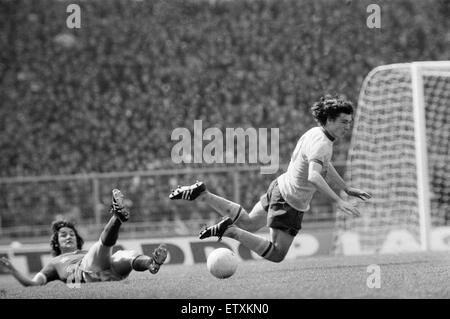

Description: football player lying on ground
[170,95,371,263]
[0,189,167,286]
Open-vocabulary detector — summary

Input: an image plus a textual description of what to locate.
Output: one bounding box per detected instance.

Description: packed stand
[0,0,448,232]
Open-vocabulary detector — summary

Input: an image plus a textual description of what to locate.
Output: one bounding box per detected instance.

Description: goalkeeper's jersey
[277,126,334,211]
[38,250,87,284]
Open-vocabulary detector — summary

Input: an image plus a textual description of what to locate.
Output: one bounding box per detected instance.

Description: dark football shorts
[260,179,304,236]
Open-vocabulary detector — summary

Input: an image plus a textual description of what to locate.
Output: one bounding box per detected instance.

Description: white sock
[202,192,244,223]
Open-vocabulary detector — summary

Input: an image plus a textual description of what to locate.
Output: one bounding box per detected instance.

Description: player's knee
[237,217,257,232]
[264,245,288,263]
[110,250,138,275]
[235,210,264,233]
[268,251,287,263]
[111,249,139,263]
[266,254,285,263]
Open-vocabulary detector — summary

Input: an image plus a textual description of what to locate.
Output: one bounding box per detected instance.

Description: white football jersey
[277,126,334,211]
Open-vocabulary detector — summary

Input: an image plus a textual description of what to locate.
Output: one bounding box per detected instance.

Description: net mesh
[334,62,450,254]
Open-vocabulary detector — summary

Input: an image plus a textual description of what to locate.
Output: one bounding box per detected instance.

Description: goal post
[411,62,432,251]
[334,61,450,255]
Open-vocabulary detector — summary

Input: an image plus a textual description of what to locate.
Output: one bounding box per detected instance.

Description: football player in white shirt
[170,95,371,263]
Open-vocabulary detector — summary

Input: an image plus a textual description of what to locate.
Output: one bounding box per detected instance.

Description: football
[206,248,238,279]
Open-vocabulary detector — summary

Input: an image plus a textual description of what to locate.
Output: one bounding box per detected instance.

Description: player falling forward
[169,95,371,263]
[0,189,167,286]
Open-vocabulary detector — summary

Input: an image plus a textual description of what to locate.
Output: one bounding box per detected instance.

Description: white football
[206,248,238,279]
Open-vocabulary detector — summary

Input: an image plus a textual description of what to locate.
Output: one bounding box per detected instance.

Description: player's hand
[337,200,361,217]
[0,257,16,273]
[345,187,372,201]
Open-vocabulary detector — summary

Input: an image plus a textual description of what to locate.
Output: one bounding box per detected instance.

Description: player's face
[58,227,77,252]
[325,113,353,138]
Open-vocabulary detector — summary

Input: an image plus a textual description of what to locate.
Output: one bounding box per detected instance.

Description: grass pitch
[1,251,449,299]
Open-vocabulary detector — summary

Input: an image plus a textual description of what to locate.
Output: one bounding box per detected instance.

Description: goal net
[334,61,450,255]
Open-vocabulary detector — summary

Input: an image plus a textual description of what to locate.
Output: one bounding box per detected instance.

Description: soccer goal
[334,61,450,255]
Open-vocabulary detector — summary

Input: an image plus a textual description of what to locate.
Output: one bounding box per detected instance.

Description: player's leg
[259,179,303,262]
[201,191,243,221]
[110,244,168,277]
[198,179,301,263]
[257,211,301,262]
[198,218,290,263]
[262,228,295,262]
[110,250,140,277]
[201,194,270,233]
[169,181,265,232]
[231,179,276,232]
[170,181,242,221]
[236,201,267,232]
[80,189,129,272]
[224,225,282,261]
[226,226,295,262]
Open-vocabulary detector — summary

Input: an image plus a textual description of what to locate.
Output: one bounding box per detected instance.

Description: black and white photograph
[0,0,449,308]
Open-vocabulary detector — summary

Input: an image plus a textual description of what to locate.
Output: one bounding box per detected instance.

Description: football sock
[201,192,245,223]
[225,227,273,257]
[100,214,122,247]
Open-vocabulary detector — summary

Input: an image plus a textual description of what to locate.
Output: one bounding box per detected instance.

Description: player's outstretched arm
[308,162,360,217]
[325,163,348,192]
[0,257,46,287]
[345,187,372,201]
[327,163,372,201]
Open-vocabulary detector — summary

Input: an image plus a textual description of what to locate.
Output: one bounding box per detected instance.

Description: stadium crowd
[0,0,449,233]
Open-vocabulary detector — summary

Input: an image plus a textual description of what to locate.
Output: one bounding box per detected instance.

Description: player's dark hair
[311,95,354,125]
[50,220,84,256]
